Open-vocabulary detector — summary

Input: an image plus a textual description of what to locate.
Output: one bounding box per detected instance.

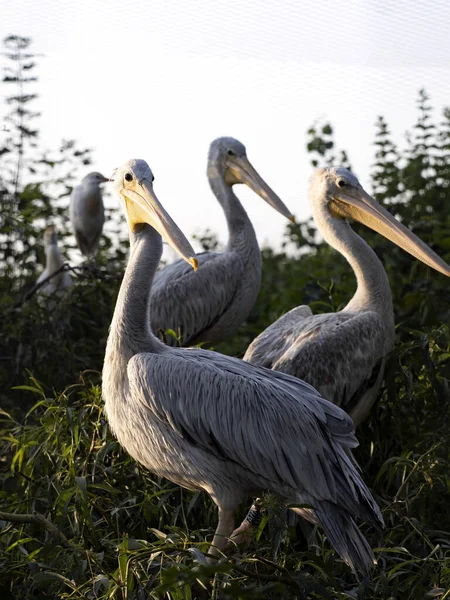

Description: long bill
[122,178,198,271]
[228,155,295,222]
[331,189,450,277]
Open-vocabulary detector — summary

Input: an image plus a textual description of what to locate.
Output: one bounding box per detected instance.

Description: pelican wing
[244,310,386,416]
[150,251,244,346]
[127,349,382,528]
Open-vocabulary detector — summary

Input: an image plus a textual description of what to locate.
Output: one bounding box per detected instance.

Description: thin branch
[0,510,72,547]
[393,442,442,502]
[206,552,307,598]
[16,261,121,306]
[18,262,76,304]
[227,560,307,599]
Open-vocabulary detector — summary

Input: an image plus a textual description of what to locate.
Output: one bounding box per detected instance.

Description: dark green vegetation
[0,36,449,599]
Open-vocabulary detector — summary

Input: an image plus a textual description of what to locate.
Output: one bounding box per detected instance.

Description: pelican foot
[225,502,264,551]
[226,520,256,551]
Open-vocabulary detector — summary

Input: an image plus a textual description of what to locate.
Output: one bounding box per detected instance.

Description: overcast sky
[2,0,450,252]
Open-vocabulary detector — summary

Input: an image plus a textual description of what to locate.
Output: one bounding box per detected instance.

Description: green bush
[0,36,449,598]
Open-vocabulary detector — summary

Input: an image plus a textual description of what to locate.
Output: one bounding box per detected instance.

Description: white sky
[2,0,450,252]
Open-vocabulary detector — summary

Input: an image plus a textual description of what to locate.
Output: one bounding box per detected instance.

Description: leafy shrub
[0,36,449,598]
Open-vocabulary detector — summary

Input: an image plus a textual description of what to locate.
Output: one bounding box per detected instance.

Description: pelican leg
[227,501,263,548]
[207,508,236,562]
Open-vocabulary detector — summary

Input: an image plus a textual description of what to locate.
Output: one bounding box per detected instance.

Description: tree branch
[17,260,122,306]
[0,510,72,547]
[206,552,307,599]
[19,262,74,303]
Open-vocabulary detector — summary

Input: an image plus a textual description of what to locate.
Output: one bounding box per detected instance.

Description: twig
[206,552,307,599]
[0,510,72,547]
[393,442,442,502]
[228,560,307,599]
[18,263,76,304]
[254,555,303,590]
[17,261,122,306]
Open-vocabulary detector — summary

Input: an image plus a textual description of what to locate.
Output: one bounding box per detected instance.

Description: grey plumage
[37,225,72,300]
[245,310,386,423]
[70,171,108,259]
[245,168,450,426]
[103,159,384,576]
[150,137,294,347]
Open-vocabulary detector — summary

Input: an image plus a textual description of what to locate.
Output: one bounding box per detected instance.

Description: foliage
[0,329,449,599]
[0,36,127,409]
[0,34,449,598]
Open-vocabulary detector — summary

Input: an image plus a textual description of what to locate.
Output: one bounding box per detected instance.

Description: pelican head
[208,137,294,222]
[112,159,198,271]
[83,172,109,186]
[311,167,450,277]
[43,225,57,247]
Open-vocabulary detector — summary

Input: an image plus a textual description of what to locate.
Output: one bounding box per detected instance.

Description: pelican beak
[44,225,57,246]
[226,155,295,222]
[331,188,450,277]
[121,179,198,271]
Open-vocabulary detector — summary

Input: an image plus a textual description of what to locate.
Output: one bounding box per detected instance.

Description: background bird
[103,159,383,577]
[244,167,450,426]
[150,137,294,347]
[36,225,72,299]
[70,171,109,260]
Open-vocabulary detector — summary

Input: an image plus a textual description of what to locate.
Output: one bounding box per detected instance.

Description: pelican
[150,137,294,347]
[36,225,72,297]
[231,167,450,544]
[102,159,383,576]
[70,172,109,259]
[244,167,450,425]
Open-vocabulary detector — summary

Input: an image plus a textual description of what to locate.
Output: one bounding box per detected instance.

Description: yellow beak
[331,189,450,277]
[226,155,295,222]
[122,179,198,271]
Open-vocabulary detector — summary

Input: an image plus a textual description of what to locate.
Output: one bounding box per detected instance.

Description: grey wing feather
[128,350,383,530]
[150,252,244,346]
[152,251,218,287]
[244,310,386,415]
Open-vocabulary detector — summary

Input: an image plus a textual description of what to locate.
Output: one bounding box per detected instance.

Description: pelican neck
[313,201,394,322]
[106,225,167,361]
[208,173,258,252]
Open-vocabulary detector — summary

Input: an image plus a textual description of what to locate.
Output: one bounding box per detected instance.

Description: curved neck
[208,170,258,252]
[313,203,394,324]
[106,225,165,363]
[46,244,63,273]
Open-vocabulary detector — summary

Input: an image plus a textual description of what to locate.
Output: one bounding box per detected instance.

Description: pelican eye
[337,179,347,188]
[227,149,236,157]
[124,173,133,182]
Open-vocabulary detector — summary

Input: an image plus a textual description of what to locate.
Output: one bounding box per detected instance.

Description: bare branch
[0,510,71,547]
[18,262,75,304]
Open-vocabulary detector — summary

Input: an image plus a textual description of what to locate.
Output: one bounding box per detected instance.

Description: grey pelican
[232,167,450,543]
[150,137,294,347]
[244,167,450,424]
[70,172,109,259]
[102,159,383,576]
[36,225,72,298]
